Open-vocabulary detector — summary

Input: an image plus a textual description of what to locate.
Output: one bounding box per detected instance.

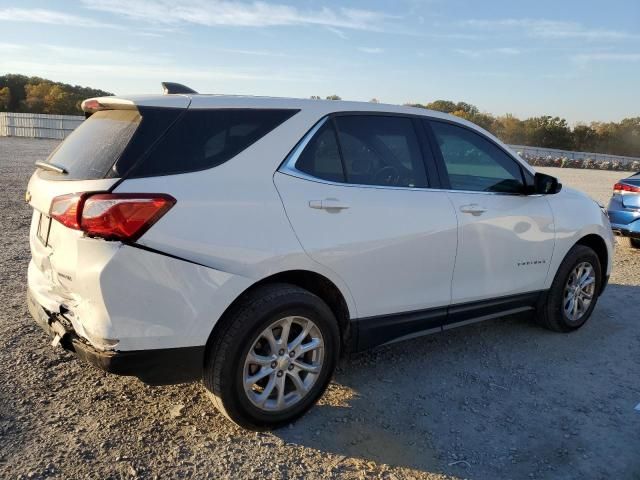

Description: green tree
[0,87,10,110]
[452,110,497,134]
[424,100,458,113]
[0,74,111,114]
[523,116,573,150]
[326,94,342,100]
[572,124,598,152]
[495,114,526,145]
[408,98,639,156]
[22,82,50,113]
[613,117,640,156]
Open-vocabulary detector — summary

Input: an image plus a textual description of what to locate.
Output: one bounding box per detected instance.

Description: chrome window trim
[280,116,329,177]
[278,115,533,197]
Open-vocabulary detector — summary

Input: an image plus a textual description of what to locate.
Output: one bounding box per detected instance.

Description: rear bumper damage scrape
[28,236,252,351]
[28,289,204,385]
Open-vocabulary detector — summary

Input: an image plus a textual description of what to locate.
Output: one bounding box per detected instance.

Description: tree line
[0,74,111,116]
[0,74,637,157]
[317,96,639,158]
[408,100,640,158]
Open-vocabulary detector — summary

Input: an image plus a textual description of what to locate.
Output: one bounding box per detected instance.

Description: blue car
[608,171,640,248]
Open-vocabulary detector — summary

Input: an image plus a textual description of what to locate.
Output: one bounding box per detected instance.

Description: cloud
[326,27,348,40]
[38,44,167,64]
[454,47,521,58]
[81,0,396,31]
[1,43,322,85]
[213,47,292,58]
[460,18,638,41]
[0,42,24,51]
[136,31,165,38]
[2,59,322,84]
[0,7,118,28]
[572,52,640,64]
[357,47,384,54]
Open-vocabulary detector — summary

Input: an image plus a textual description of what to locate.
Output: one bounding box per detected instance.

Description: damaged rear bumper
[27,289,204,385]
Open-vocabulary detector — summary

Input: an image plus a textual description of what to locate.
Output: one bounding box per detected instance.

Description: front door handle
[459,203,487,216]
[309,199,350,211]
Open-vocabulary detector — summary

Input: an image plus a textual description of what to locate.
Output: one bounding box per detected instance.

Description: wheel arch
[576,234,608,277]
[204,269,354,358]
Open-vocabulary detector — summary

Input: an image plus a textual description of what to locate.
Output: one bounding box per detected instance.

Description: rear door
[275,114,458,338]
[425,119,555,305]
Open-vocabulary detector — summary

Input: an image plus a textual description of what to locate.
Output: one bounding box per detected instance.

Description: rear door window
[293,115,429,188]
[127,109,298,178]
[334,116,428,188]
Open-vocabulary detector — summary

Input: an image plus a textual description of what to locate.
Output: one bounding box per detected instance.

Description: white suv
[27,84,614,429]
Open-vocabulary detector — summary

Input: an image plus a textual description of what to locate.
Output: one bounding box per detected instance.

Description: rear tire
[203,283,339,430]
[537,245,602,332]
[624,237,640,249]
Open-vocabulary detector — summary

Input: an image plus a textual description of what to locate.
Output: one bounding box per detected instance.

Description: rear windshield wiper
[35,161,68,174]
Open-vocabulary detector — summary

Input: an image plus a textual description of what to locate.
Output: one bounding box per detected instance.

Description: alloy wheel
[243,316,324,412]
[563,261,596,322]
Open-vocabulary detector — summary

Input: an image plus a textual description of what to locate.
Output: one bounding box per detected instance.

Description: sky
[0,0,638,124]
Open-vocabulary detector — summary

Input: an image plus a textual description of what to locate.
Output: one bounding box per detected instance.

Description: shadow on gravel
[275,283,640,478]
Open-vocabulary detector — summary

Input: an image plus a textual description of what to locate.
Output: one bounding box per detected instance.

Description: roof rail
[161,82,198,95]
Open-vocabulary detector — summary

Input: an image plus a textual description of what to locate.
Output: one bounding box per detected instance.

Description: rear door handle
[309,199,350,211]
[459,203,487,216]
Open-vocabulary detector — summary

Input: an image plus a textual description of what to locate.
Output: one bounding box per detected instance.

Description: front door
[426,119,555,305]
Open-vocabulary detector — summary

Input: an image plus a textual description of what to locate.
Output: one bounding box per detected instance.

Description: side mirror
[533,172,562,195]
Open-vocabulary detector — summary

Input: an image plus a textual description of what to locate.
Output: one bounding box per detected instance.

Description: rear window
[45,109,142,180]
[44,107,297,180]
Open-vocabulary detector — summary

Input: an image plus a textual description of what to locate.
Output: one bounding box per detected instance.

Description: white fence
[508,144,640,166]
[0,112,84,140]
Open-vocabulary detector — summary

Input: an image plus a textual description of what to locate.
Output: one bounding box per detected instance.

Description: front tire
[203,283,340,430]
[537,245,602,332]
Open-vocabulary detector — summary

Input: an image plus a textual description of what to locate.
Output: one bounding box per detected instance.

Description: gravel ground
[1,137,638,480]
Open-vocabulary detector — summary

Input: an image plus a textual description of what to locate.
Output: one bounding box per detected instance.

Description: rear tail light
[50,193,175,241]
[50,193,84,229]
[613,182,640,193]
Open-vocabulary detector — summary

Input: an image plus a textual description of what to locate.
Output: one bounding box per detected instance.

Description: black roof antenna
[161,82,198,95]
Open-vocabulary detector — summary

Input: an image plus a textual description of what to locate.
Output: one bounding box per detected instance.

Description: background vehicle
[26,84,614,429]
[607,172,640,248]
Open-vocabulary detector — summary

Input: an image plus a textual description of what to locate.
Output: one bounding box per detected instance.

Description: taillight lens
[613,182,640,193]
[49,193,175,241]
[50,193,85,229]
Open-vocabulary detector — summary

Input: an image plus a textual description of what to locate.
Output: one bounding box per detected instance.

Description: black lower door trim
[352,307,447,352]
[446,291,541,327]
[351,290,544,351]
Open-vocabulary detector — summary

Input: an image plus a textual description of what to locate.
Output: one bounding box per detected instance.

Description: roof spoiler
[81,97,137,117]
[161,82,198,95]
